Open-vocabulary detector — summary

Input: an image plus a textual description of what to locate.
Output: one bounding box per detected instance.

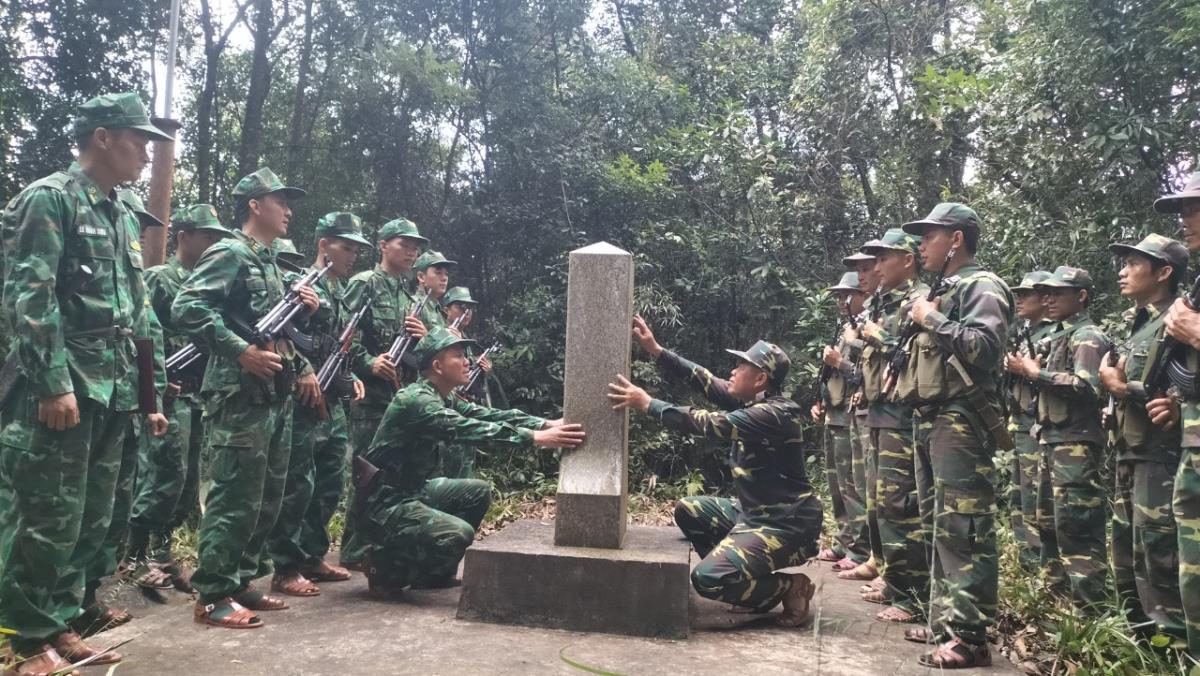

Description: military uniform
[357,328,545,588]
[413,250,457,330]
[266,213,370,578]
[897,204,1013,654]
[0,93,170,656]
[439,286,486,478]
[859,229,929,614]
[661,342,822,611]
[172,168,309,605]
[1031,267,1113,610]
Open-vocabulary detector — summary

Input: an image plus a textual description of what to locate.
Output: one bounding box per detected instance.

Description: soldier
[1097,234,1187,645]
[340,218,430,569]
[355,327,583,595]
[414,250,456,330]
[0,92,171,672]
[127,204,232,591]
[439,286,496,478]
[1002,270,1053,572]
[1154,171,1200,659]
[812,272,870,572]
[267,212,370,597]
[853,229,929,623]
[608,317,821,627]
[897,203,1013,668]
[173,167,320,629]
[1014,266,1113,612]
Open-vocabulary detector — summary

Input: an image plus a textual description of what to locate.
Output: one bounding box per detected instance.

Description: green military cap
[829,272,861,292]
[860,227,920,257]
[1154,172,1200,214]
[841,250,875,268]
[441,286,478,307]
[117,189,164,229]
[316,211,371,246]
[1109,233,1189,276]
[725,339,791,390]
[414,250,457,272]
[1010,270,1051,292]
[377,217,429,245]
[1035,265,1093,291]
[274,238,308,273]
[902,202,981,236]
[415,326,478,369]
[232,167,306,201]
[170,204,232,236]
[72,92,173,142]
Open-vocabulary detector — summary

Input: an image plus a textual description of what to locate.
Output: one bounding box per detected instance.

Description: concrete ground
[91,527,1016,675]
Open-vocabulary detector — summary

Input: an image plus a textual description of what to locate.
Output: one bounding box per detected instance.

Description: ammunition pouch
[352,454,382,516]
[860,344,885,402]
[826,371,848,407]
[893,331,969,404]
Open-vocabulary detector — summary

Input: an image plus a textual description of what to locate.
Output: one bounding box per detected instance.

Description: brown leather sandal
[861,589,885,604]
[234,587,290,610]
[124,559,174,591]
[836,561,878,580]
[271,572,321,597]
[68,603,131,637]
[816,548,841,562]
[302,560,352,582]
[904,626,937,643]
[918,638,991,668]
[776,573,816,627]
[193,598,263,629]
[875,605,919,623]
[5,645,80,676]
[832,557,859,571]
[50,631,121,666]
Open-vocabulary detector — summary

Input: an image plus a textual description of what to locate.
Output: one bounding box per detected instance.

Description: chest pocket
[245,269,273,316]
[371,301,399,340]
[860,344,885,402]
[63,227,116,296]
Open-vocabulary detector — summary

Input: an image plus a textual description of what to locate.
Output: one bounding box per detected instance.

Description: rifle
[818,296,851,400]
[457,340,501,398]
[384,287,432,372]
[449,308,472,332]
[1141,273,1200,399]
[881,246,958,396]
[316,298,372,397]
[1101,350,1119,432]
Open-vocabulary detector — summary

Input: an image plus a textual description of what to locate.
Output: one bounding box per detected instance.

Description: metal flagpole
[145,0,184,267]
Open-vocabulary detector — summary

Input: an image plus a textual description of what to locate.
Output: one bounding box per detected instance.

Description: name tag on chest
[77,224,110,238]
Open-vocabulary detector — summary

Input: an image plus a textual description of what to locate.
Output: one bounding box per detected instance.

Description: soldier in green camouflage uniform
[340,218,430,569]
[1017,266,1113,612]
[1154,172,1200,659]
[853,229,929,622]
[814,272,870,570]
[438,286,492,478]
[266,212,370,596]
[414,250,456,330]
[898,203,1013,668]
[0,93,172,671]
[127,204,231,591]
[174,167,321,629]
[356,328,582,594]
[1098,234,1187,644]
[1002,270,1053,572]
[609,319,820,624]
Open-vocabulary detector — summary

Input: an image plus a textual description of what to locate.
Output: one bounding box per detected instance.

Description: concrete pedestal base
[457,519,692,639]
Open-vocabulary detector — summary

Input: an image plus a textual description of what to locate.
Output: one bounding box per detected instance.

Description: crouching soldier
[353,328,584,596]
[608,316,821,627]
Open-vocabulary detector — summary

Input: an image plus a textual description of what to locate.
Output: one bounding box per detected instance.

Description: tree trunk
[286,0,315,178]
[238,0,276,176]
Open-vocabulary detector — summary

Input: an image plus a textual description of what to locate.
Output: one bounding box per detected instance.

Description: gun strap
[946,355,1014,451]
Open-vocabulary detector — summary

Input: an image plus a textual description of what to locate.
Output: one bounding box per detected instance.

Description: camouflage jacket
[862,278,927,429]
[344,265,421,412]
[285,266,363,414]
[1007,319,1055,431]
[1035,311,1112,445]
[364,377,545,499]
[649,350,819,529]
[1179,348,1200,448]
[145,257,190,356]
[171,230,311,403]
[1113,298,1180,460]
[0,162,156,410]
[821,312,863,428]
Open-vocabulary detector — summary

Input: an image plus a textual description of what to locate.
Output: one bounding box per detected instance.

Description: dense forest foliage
[3,0,1200,490]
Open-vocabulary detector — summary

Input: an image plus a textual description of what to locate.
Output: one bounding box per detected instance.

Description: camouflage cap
[414,250,457,272]
[415,326,478,370]
[1108,233,1189,276]
[1035,265,1093,291]
[860,227,920,257]
[232,167,306,201]
[316,211,371,247]
[73,92,173,142]
[1010,270,1051,293]
[170,204,232,237]
[117,189,164,229]
[377,218,429,245]
[1153,172,1200,214]
[725,340,791,390]
[829,271,861,292]
[901,202,981,236]
[441,286,478,307]
[274,238,309,273]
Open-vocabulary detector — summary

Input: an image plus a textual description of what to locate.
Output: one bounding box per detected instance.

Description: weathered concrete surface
[92,543,1017,675]
[556,242,633,549]
[457,520,691,638]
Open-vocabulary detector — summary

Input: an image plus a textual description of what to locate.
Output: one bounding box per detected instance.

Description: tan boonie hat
[1153,172,1200,214]
[829,272,861,293]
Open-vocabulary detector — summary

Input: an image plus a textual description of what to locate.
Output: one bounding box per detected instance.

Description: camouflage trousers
[913,406,998,646]
[860,419,884,562]
[1037,441,1108,610]
[1010,426,1042,571]
[340,407,383,567]
[674,495,819,611]
[1173,446,1200,658]
[130,398,202,538]
[190,393,294,603]
[84,418,142,595]
[823,425,847,557]
[0,393,130,654]
[1111,457,1185,641]
[872,425,928,613]
[363,477,491,587]
[829,424,869,562]
[267,400,351,572]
